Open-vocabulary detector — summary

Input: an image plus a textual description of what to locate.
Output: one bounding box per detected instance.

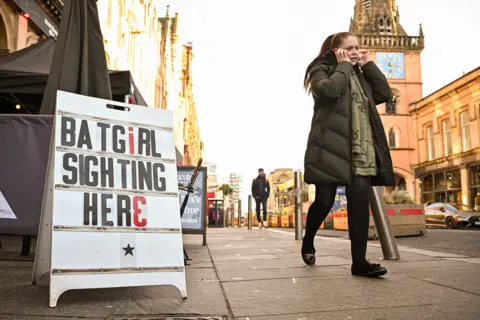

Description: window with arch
[388,126,399,148]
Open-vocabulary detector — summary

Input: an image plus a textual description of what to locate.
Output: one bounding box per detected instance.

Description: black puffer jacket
[304,50,395,187]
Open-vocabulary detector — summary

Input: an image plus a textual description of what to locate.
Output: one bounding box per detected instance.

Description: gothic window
[377,14,393,34]
[388,126,400,148]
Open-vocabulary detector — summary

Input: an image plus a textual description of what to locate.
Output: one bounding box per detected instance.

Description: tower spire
[351,0,407,36]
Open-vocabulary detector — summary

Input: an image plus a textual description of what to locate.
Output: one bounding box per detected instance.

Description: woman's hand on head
[357,49,372,67]
[334,49,351,63]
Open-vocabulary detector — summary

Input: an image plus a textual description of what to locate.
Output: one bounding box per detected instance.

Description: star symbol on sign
[122,244,135,256]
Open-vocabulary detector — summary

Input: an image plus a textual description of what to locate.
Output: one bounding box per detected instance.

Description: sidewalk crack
[207,244,235,320]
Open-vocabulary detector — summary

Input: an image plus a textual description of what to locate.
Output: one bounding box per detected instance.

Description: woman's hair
[304,32,355,91]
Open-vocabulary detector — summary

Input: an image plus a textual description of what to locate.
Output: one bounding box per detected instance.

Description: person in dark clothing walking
[302,32,395,277]
[251,168,270,229]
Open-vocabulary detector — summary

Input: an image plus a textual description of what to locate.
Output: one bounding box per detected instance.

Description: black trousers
[255,197,267,221]
[303,175,371,264]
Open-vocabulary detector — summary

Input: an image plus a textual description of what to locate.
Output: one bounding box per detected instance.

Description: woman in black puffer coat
[302,32,395,277]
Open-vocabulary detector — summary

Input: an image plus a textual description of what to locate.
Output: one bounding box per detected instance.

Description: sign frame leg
[32,126,56,285]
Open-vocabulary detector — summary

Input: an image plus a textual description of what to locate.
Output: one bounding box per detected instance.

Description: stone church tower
[349,0,425,196]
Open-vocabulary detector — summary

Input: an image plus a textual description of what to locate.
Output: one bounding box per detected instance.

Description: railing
[357,35,424,50]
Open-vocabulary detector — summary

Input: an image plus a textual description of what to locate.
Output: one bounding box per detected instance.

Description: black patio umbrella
[39,0,112,114]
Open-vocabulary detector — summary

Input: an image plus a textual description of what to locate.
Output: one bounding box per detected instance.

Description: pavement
[279,227,480,258]
[0,227,479,320]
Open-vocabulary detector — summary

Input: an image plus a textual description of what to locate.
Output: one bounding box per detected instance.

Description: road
[279,227,480,258]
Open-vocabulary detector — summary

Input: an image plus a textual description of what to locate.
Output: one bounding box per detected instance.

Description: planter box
[332,204,426,239]
[368,204,426,239]
[280,215,289,228]
[268,215,279,228]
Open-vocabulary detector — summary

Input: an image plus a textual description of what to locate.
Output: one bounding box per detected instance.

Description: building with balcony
[350,0,425,196]
[410,68,480,210]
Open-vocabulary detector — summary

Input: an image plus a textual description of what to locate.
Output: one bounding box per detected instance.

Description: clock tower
[349,0,424,196]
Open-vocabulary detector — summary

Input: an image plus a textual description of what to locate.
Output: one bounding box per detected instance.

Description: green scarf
[350,71,377,176]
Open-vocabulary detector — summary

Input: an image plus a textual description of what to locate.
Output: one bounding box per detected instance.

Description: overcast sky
[154,0,480,202]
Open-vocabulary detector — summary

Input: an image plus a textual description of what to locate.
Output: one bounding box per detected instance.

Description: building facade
[410,68,480,210]
[266,168,295,213]
[96,0,164,108]
[350,0,424,196]
[181,42,203,165]
[229,173,243,213]
[205,162,218,193]
[0,0,60,55]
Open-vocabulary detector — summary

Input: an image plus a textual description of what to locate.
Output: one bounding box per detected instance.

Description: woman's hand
[334,49,351,63]
[358,49,372,67]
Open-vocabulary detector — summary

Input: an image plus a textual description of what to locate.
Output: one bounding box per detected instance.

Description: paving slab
[233,305,459,320]
[113,268,229,317]
[222,274,477,318]
[212,254,279,262]
[431,300,480,320]
[209,247,294,256]
[213,255,351,272]
[406,264,480,295]
[375,258,474,273]
[218,266,351,282]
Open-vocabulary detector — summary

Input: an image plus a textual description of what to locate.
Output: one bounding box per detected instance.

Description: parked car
[424,202,480,229]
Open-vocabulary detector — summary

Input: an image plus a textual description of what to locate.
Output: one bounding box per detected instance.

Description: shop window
[460,111,471,151]
[423,169,463,206]
[469,164,480,211]
[421,174,433,204]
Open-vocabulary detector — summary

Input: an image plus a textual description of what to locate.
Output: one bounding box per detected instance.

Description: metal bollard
[238,199,242,228]
[231,203,235,227]
[369,186,400,260]
[223,204,227,227]
[247,195,252,230]
[294,170,303,240]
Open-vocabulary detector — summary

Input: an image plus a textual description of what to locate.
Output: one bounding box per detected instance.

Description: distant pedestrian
[251,168,270,229]
[302,32,395,277]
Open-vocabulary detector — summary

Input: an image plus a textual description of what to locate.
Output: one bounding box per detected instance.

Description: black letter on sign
[61,116,76,147]
[153,163,166,191]
[117,195,131,226]
[138,161,152,190]
[151,130,162,158]
[100,157,114,187]
[77,120,93,150]
[62,153,78,184]
[97,122,110,151]
[101,193,114,226]
[138,128,151,156]
[112,125,126,153]
[83,193,98,225]
[117,159,130,189]
[84,156,99,187]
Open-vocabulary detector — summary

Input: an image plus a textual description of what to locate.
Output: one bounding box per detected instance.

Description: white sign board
[0,191,17,219]
[32,91,187,307]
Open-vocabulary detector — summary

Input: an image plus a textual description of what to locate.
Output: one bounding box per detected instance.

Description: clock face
[375,52,405,79]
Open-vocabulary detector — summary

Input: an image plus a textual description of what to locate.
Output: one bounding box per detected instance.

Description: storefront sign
[177,166,207,234]
[14,0,59,39]
[32,91,187,307]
